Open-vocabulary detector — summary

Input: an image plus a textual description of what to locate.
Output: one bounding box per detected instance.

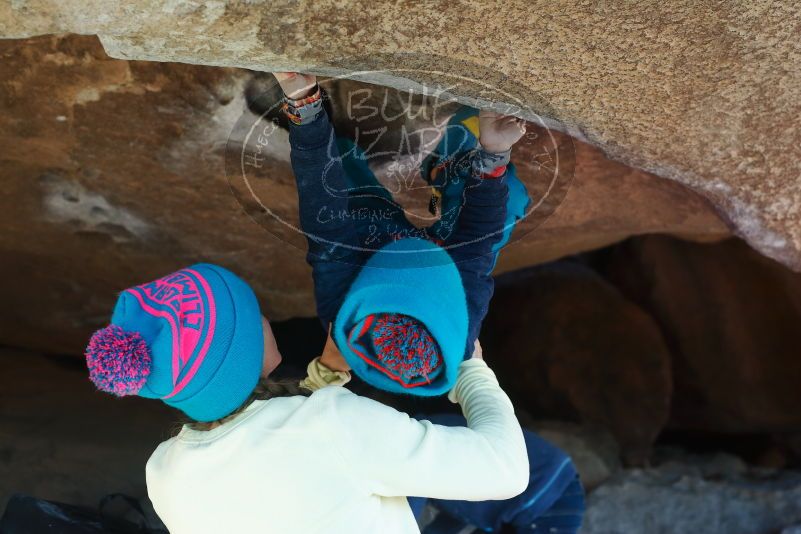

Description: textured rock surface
[598,236,801,434]
[0,348,174,509]
[0,35,726,355]
[583,452,801,534]
[483,263,673,463]
[1,0,796,269]
[0,34,312,354]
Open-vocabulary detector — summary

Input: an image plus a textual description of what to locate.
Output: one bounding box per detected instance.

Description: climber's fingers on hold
[273,71,298,81]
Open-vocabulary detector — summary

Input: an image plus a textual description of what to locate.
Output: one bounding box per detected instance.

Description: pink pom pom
[85,325,152,396]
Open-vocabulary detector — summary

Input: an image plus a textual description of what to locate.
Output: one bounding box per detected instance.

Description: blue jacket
[289,110,508,393]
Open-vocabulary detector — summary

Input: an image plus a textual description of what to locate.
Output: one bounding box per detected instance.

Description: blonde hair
[186,378,309,432]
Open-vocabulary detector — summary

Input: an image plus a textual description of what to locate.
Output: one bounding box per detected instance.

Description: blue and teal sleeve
[444,155,510,356]
[288,109,364,328]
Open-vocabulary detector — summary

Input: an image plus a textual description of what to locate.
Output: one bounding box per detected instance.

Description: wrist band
[282,84,323,125]
[472,147,511,178]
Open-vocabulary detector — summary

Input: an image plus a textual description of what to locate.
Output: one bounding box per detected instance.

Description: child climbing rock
[277,71,531,396]
[83,264,582,533]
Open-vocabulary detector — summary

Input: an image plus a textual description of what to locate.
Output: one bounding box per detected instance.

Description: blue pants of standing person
[407,414,585,534]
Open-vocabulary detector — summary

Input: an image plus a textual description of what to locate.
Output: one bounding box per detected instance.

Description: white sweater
[146,359,528,534]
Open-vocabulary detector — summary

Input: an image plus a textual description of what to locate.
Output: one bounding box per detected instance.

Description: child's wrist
[282,84,324,125]
[299,356,351,392]
[473,146,511,178]
[478,141,513,155]
[283,83,320,105]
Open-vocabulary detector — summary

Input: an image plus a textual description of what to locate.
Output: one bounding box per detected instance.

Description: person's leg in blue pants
[409,414,585,534]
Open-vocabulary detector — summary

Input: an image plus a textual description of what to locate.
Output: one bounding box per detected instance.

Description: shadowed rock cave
[1,27,801,534]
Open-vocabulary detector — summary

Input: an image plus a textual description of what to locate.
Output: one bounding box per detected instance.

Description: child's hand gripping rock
[478,110,527,154]
[273,72,318,99]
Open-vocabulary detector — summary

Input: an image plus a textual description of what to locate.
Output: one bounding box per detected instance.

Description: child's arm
[277,73,365,328]
[329,342,529,500]
[444,111,527,347]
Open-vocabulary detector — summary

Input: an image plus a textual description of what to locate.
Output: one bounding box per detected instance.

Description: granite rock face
[0,348,175,510]
[0,34,726,355]
[0,34,312,354]
[1,0,797,270]
[483,263,673,463]
[599,236,801,435]
[583,452,801,534]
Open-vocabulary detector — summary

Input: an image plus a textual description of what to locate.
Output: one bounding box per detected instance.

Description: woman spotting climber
[80,71,585,533]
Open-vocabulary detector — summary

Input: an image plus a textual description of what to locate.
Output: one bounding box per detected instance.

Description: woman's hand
[478,110,527,154]
[273,72,318,100]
